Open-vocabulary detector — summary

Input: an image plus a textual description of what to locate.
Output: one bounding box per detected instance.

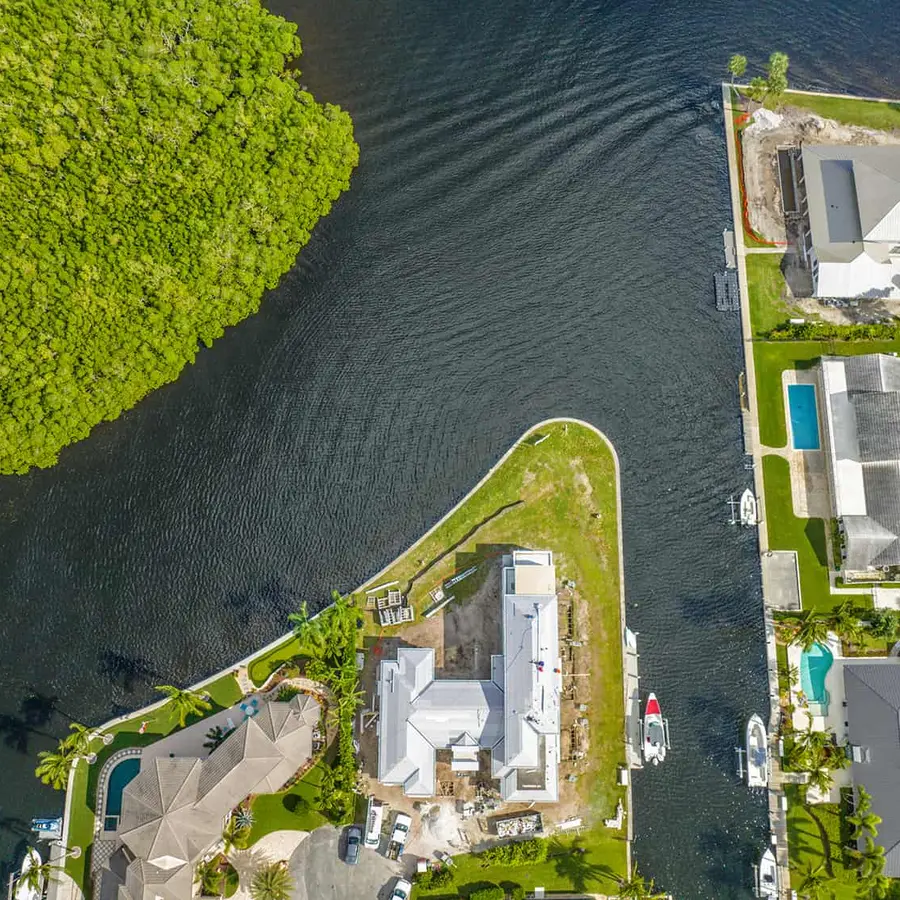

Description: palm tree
[195,857,224,898]
[856,871,891,899]
[18,859,60,895]
[831,601,864,648]
[792,611,830,651]
[155,685,212,728]
[250,862,293,900]
[856,785,874,815]
[850,837,886,880]
[806,762,835,795]
[34,746,76,790]
[616,872,663,899]
[62,722,95,757]
[796,861,834,900]
[728,54,747,86]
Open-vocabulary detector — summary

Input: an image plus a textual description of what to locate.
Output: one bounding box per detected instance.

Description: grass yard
[753,340,900,449]
[246,760,328,842]
[762,455,833,613]
[785,785,857,900]
[412,834,627,899]
[745,253,803,337]
[366,420,628,893]
[784,91,900,132]
[247,635,303,687]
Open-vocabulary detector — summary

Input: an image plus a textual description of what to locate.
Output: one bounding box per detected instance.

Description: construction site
[739,94,900,320]
[354,554,621,860]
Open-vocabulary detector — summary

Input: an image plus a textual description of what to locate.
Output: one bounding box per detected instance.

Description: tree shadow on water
[98,651,161,694]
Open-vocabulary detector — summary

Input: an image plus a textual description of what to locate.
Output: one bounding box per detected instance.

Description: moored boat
[14,848,43,900]
[746,714,768,788]
[741,489,758,526]
[642,693,668,766]
[754,846,778,899]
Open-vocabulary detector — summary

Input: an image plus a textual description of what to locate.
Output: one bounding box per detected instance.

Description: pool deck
[786,632,851,803]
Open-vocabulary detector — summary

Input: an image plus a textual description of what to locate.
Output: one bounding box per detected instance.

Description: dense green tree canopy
[0,0,358,473]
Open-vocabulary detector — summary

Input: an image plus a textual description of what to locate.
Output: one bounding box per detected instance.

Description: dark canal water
[2,1,900,896]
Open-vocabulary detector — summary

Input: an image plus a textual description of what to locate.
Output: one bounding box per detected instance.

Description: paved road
[288,826,406,900]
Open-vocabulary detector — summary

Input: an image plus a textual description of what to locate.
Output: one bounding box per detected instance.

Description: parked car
[344,825,362,866]
[390,879,412,900]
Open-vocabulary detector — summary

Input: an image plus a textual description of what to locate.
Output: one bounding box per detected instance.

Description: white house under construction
[375,550,561,802]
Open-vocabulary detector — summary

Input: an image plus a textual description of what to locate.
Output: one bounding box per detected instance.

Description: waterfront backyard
[53,419,630,900]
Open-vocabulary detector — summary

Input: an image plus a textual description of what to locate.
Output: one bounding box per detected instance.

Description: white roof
[376,549,560,801]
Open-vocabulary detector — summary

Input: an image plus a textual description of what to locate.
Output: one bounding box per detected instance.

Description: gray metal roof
[844,661,900,877]
[802,145,900,267]
[822,355,900,570]
[112,696,320,899]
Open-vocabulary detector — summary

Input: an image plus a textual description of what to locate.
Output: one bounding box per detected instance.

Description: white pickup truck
[386,813,412,860]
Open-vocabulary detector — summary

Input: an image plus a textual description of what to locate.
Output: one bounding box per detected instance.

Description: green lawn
[247,635,303,687]
[762,455,833,613]
[753,341,900,449]
[367,420,628,892]
[785,785,858,899]
[784,91,900,132]
[412,835,627,899]
[745,253,804,337]
[246,760,328,842]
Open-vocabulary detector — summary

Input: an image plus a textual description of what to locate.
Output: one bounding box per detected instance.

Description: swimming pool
[800,642,833,713]
[104,758,140,831]
[787,383,820,450]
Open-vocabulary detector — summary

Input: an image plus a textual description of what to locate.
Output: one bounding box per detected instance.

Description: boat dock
[714,270,740,311]
[723,82,792,898]
[624,627,642,769]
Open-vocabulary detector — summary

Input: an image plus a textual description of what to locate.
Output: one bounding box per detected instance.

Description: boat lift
[639,717,672,751]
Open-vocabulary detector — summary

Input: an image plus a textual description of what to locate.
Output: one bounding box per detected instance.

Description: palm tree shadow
[20,691,74,731]
[98,651,161,694]
[548,839,618,893]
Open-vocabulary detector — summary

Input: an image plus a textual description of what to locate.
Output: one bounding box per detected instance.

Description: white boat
[15,848,43,900]
[642,693,669,766]
[746,714,769,788]
[740,489,758,526]
[754,846,778,899]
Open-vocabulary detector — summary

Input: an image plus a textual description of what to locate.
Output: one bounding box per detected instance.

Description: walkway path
[722,82,790,899]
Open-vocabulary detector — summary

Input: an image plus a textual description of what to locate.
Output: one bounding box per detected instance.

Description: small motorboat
[642,693,669,766]
[14,848,43,900]
[754,846,778,898]
[741,489,758,527]
[746,714,769,788]
[30,817,62,842]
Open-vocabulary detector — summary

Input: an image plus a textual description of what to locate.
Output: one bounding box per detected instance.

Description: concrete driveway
[287,826,406,900]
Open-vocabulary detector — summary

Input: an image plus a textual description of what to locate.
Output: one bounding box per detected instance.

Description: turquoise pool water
[788,384,820,450]
[104,758,140,830]
[800,642,833,711]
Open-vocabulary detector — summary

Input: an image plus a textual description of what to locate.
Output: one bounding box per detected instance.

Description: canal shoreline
[49,417,634,899]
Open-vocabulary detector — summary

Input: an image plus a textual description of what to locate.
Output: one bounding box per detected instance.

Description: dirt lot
[354,559,611,862]
[742,101,900,245]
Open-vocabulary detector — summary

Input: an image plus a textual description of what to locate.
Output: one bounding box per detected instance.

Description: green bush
[511,888,525,900]
[413,867,454,889]
[766,321,900,342]
[478,838,548,866]
[468,888,504,900]
[0,0,358,473]
[277,684,302,702]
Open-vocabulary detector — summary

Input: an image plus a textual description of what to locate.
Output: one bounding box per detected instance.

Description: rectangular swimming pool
[787,383,820,450]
